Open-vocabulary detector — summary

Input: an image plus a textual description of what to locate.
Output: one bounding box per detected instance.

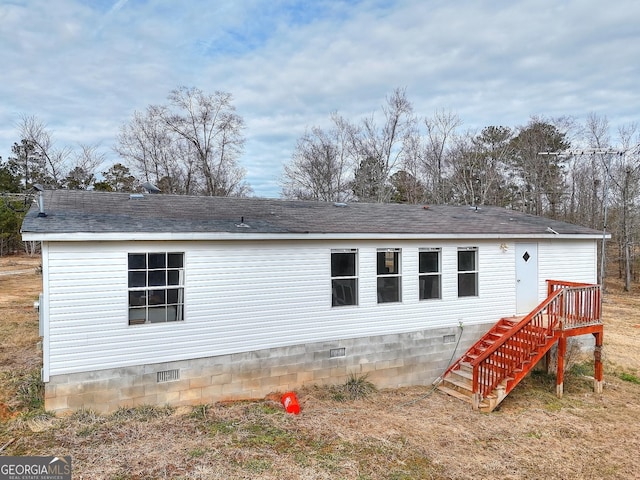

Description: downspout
[40,242,50,383]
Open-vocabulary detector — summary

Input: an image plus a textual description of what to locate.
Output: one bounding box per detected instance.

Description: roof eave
[21,231,610,242]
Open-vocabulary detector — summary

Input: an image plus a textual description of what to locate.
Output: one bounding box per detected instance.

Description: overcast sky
[1,0,639,197]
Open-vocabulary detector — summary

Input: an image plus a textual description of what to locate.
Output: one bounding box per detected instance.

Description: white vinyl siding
[538,240,598,293]
[41,238,598,376]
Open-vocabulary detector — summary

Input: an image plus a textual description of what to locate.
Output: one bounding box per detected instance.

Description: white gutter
[22,231,609,242]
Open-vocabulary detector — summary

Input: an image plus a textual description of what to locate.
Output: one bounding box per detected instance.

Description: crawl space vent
[329,347,346,358]
[157,369,180,383]
[443,334,456,344]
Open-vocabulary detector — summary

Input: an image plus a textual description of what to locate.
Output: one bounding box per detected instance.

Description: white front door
[516,243,538,314]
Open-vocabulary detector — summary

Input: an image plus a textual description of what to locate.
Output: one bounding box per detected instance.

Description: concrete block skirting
[44,323,490,414]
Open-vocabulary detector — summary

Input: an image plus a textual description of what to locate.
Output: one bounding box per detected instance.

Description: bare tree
[606,123,640,291]
[18,115,71,187]
[281,113,355,202]
[394,123,428,204]
[63,144,106,190]
[563,116,605,226]
[283,89,415,203]
[422,109,462,203]
[160,87,248,196]
[116,109,194,194]
[204,105,251,196]
[351,88,415,202]
[116,87,250,196]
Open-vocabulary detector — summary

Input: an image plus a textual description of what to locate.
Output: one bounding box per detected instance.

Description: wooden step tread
[450,368,473,380]
[437,385,473,403]
[499,317,520,324]
[438,385,490,409]
[442,377,473,392]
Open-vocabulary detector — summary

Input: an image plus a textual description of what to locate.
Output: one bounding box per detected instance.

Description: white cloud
[1,0,638,196]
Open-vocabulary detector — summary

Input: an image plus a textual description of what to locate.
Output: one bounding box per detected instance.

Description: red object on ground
[281,392,300,414]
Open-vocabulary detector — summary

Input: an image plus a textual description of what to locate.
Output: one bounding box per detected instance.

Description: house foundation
[44,324,489,414]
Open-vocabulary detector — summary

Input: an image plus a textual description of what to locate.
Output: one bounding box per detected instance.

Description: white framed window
[377,248,401,303]
[458,247,478,297]
[128,252,185,325]
[419,248,441,300]
[331,249,358,306]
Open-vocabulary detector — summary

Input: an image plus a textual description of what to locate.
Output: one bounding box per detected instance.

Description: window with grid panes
[128,252,184,325]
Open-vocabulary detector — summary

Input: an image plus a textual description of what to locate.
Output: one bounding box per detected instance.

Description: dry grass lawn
[1,254,639,479]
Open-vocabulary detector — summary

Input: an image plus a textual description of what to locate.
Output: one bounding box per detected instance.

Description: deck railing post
[472,392,481,410]
[559,290,565,330]
[544,350,551,374]
[594,331,604,394]
[556,336,566,397]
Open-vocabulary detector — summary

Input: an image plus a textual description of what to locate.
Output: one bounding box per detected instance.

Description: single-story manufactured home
[21,189,605,414]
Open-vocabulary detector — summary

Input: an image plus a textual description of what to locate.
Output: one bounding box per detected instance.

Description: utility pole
[538,148,625,291]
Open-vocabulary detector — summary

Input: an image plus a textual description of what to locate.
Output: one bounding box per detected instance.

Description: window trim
[128,252,185,325]
[377,248,402,304]
[419,247,442,300]
[457,247,479,297]
[331,249,358,307]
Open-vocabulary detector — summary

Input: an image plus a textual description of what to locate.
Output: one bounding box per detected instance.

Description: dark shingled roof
[21,189,603,237]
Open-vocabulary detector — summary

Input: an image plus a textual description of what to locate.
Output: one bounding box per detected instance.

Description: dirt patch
[0,254,40,272]
[1,253,639,479]
[0,254,42,413]
[0,402,12,421]
[600,282,640,370]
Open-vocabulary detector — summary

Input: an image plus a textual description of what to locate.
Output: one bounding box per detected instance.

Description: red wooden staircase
[437,280,604,412]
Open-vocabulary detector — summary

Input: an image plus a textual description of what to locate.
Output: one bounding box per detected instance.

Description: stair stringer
[477,331,560,412]
[439,316,522,379]
[436,316,523,410]
[433,317,521,385]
